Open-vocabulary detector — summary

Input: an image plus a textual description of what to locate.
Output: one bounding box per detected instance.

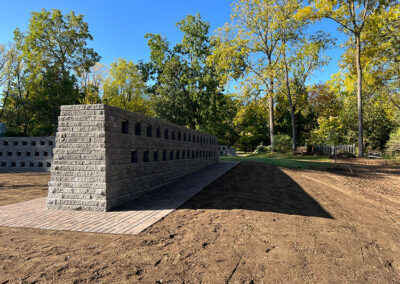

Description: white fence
[314,144,356,155]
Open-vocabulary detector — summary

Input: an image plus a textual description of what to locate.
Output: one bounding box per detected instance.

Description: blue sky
[0,0,347,85]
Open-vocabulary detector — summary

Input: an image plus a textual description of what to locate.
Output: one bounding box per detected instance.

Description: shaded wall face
[104,106,219,210]
[47,104,219,212]
[0,137,55,172]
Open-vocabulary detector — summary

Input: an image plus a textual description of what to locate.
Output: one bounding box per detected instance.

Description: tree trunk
[355,34,364,158]
[288,96,296,156]
[282,38,296,156]
[269,86,275,151]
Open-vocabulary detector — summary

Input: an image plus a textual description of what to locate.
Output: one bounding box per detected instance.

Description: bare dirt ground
[0,172,49,207]
[0,161,400,283]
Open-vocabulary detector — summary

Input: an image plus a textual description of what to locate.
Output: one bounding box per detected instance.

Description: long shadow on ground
[116,162,333,219]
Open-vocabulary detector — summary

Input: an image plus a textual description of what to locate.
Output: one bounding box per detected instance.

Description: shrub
[254,144,269,154]
[273,134,292,153]
[386,128,400,156]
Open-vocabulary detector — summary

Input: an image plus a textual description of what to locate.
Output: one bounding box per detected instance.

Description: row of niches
[0,150,53,157]
[130,149,217,163]
[0,161,52,168]
[121,120,216,145]
[1,139,54,147]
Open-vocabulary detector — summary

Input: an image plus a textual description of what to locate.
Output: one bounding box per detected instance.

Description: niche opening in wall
[135,123,142,136]
[131,151,138,163]
[147,125,152,137]
[143,150,149,162]
[122,120,129,134]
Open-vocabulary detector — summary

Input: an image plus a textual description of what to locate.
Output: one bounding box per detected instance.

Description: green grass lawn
[220,152,333,169]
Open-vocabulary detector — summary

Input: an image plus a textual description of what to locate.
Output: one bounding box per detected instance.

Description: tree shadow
[115,162,333,219]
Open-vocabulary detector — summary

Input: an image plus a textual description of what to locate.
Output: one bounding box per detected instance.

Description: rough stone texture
[47,104,219,212]
[0,137,55,172]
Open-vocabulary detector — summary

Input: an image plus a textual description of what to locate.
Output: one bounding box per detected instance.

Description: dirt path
[0,162,399,283]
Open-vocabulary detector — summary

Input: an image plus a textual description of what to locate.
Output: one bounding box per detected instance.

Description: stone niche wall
[0,137,55,172]
[47,104,219,211]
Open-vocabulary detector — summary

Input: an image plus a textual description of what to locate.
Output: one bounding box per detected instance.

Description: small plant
[273,134,292,153]
[254,144,269,154]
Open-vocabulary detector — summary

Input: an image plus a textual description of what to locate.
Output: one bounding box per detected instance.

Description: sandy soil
[0,161,399,283]
[0,172,49,206]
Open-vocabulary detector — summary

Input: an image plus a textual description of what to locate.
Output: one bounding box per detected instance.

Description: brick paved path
[0,162,238,235]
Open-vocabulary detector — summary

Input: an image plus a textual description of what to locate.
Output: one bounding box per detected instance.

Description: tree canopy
[0,4,399,156]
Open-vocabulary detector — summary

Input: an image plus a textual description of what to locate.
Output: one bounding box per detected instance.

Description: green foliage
[102,58,152,115]
[254,144,269,154]
[273,134,292,153]
[1,9,99,136]
[144,13,230,135]
[386,128,400,156]
[308,83,340,118]
[309,116,344,145]
[14,9,100,75]
[78,63,107,104]
[234,101,270,151]
[29,68,79,135]
[0,4,399,156]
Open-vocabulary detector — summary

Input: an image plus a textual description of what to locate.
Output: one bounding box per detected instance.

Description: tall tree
[102,58,151,115]
[78,62,108,104]
[144,14,227,132]
[3,9,100,135]
[280,23,332,154]
[14,9,100,76]
[298,0,394,157]
[211,0,285,151]
[362,4,400,110]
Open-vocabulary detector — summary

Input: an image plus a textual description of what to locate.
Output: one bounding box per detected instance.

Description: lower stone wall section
[47,104,219,211]
[0,137,55,172]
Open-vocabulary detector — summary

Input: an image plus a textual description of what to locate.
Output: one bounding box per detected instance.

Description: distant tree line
[1,2,399,156]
